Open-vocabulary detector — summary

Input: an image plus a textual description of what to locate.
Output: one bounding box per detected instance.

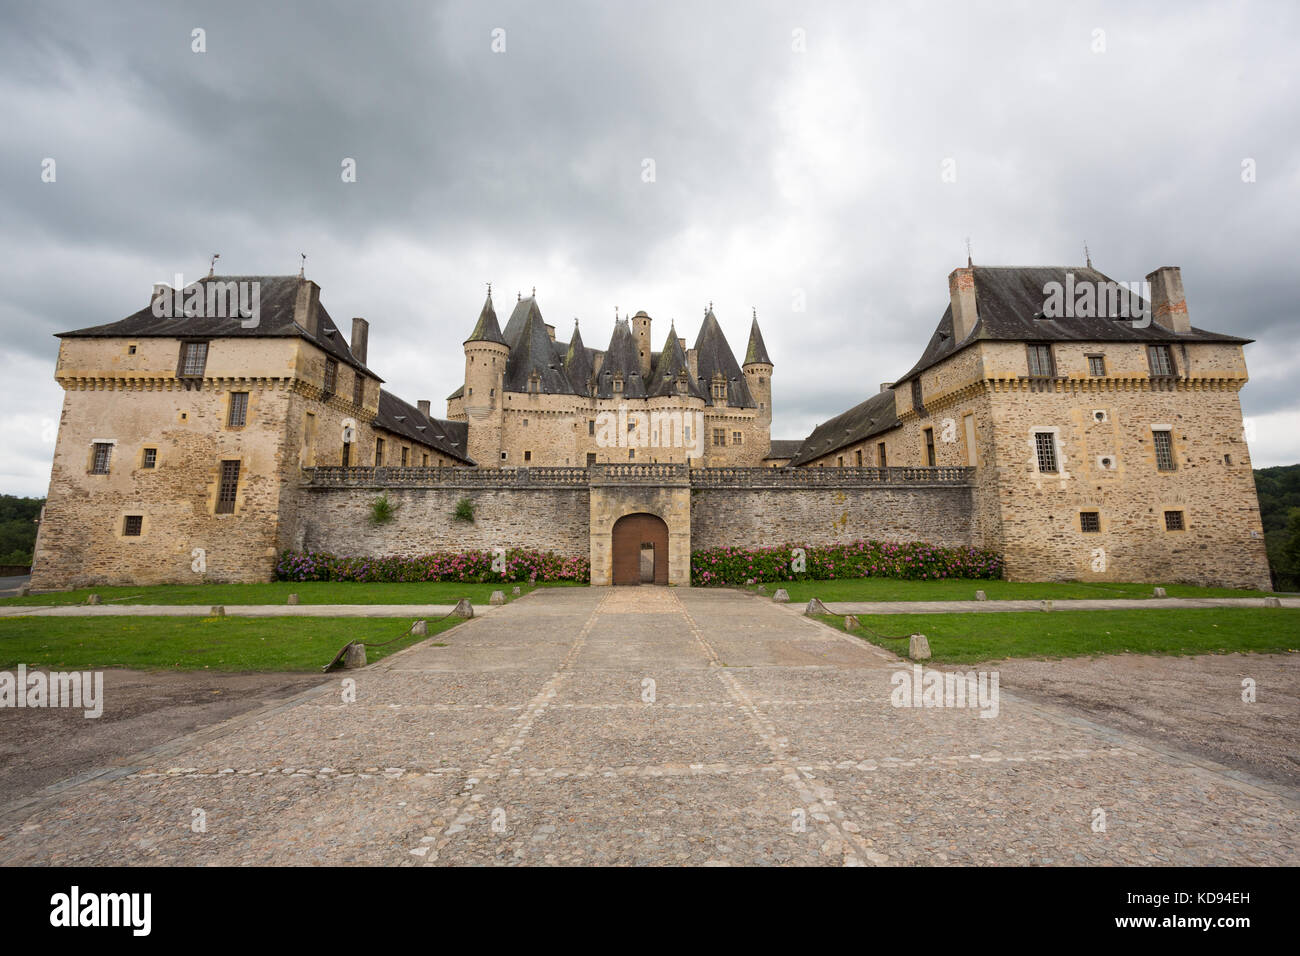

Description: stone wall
[690,483,976,551]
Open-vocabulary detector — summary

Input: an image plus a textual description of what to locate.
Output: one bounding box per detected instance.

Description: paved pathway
[0,587,1294,866]
[820,596,1298,615]
[0,603,496,618]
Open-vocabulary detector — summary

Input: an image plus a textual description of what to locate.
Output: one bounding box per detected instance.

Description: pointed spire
[465,289,506,345]
[745,311,772,366]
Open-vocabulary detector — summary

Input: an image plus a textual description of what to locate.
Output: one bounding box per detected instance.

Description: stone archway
[611,513,669,585]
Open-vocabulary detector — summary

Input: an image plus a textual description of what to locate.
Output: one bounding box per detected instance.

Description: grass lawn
[0,580,564,608]
[0,615,463,671]
[747,578,1273,604]
[815,607,1300,664]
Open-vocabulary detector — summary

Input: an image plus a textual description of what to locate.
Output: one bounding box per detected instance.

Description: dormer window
[613,373,624,394]
[529,372,541,393]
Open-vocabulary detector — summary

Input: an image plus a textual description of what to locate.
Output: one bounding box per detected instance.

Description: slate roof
[594,319,649,399]
[503,299,578,395]
[57,275,381,379]
[465,292,506,345]
[764,439,804,461]
[694,309,756,408]
[374,389,475,464]
[561,321,595,395]
[646,326,707,400]
[790,390,899,466]
[745,316,772,366]
[894,265,1251,386]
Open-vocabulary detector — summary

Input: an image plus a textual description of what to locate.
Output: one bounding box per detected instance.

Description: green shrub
[369,492,397,526]
[453,497,475,523]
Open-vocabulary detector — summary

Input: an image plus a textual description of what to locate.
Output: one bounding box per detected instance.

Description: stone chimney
[294,279,322,337]
[350,317,369,364]
[948,267,978,343]
[1146,266,1190,333]
[417,399,431,417]
[545,323,556,342]
[880,382,893,393]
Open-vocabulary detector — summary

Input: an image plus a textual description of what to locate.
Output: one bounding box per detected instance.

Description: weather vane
[208,253,220,278]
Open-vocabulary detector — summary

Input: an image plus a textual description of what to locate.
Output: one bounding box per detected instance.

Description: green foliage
[453,497,475,523]
[0,495,44,565]
[368,492,397,526]
[1256,464,1300,589]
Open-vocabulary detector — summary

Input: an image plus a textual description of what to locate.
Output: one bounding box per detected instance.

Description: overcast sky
[2,0,1297,496]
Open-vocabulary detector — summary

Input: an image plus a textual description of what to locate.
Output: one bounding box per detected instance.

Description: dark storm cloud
[1,0,1297,494]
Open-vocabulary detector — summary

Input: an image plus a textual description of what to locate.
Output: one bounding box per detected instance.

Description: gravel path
[0,587,1294,866]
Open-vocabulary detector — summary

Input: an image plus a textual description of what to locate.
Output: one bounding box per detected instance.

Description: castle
[29,262,1272,590]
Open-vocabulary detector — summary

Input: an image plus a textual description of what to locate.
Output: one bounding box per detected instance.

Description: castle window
[629,449,635,459]
[1027,344,1055,378]
[712,428,726,447]
[878,443,887,467]
[215,460,240,514]
[1153,429,1176,471]
[422,453,429,466]
[1087,354,1106,377]
[178,341,208,377]
[588,420,596,435]
[911,378,923,412]
[128,344,137,355]
[923,427,936,466]
[1147,345,1175,377]
[342,443,351,466]
[837,456,844,467]
[227,391,248,428]
[732,431,743,445]
[401,446,409,467]
[375,437,385,466]
[1033,430,1058,473]
[323,358,338,396]
[684,426,691,444]
[1080,511,1101,533]
[353,374,365,406]
[91,442,113,474]
[522,419,529,427]
[501,451,508,461]
[142,448,157,469]
[1164,510,1185,531]
[856,449,863,466]
[123,515,143,537]
[524,450,532,462]
[586,452,597,466]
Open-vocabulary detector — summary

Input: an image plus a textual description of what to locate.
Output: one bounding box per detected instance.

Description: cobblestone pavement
[0,587,1295,866]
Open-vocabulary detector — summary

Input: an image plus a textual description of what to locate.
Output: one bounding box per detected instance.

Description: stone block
[453,598,474,618]
[975,590,987,601]
[210,605,226,616]
[844,614,860,631]
[512,586,521,596]
[85,593,101,605]
[343,642,367,668]
[1264,596,1281,608]
[805,597,830,615]
[490,590,506,605]
[772,589,790,603]
[411,619,427,636]
[1152,587,1167,598]
[908,634,931,660]
[287,593,300,605]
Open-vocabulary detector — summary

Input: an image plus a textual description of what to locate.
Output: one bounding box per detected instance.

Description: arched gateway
[612,513,669,585]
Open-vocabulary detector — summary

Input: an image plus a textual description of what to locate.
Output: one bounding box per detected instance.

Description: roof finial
[486,281,492,297]
[965,237,972,268]
[752,306,757,321]
[299,253,307,278]
[574,316,579,329]
[531,286,536,297]
[208,253,220,278]
[517,290,521,302]
[1084,240,1092,269]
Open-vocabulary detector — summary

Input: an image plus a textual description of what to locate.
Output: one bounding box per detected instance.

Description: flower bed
[690,540,1003,586]
[275,549,590,584]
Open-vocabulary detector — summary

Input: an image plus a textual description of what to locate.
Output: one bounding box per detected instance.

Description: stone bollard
[844,614,860,631]
[343,642,367,668]
[772,589,790,603]
[908,634,931,660]
[1152,587,1167,598]
[1040,600,1052,612]
[512,586,522,596]
[452,598,474,618]
[211,605,226,617]
[490,590,506,605]
[975,590,987,601]
[411,620,427,636]
[1264,596,1282,608]
[757,584,767,593]
[287,593,300,605]
[805,597,830,616]
[85,593,101,605]
[17,584,30,597]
